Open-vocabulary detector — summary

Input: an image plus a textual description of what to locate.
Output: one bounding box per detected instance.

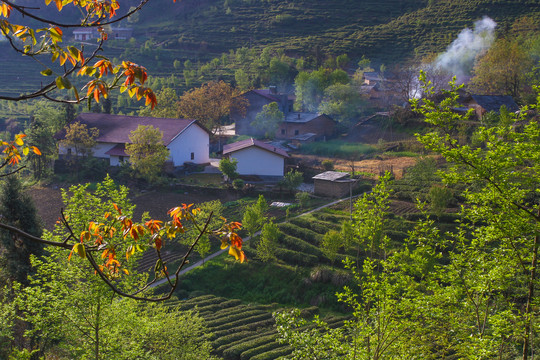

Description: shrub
[278,234,326,260]
[232,178,245,190]
[274,248,318,266]
[321,159,334,171]
[249,346,293,360]
[277,223,323,245]
[240,340,284,360]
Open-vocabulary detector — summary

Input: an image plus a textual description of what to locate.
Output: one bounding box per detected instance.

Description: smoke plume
[435,16,497,81]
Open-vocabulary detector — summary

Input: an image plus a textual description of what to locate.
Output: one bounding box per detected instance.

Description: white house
[222,138,289,177]
[58,113,210,167]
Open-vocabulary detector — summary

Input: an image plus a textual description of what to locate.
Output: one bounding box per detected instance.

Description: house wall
[168,124,209,166]
[276,115,335,140]
[230,147,285,176]
[314,179,352,198]
[58,143,115,158]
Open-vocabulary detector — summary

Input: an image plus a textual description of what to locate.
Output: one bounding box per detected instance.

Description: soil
[26,184,238,231]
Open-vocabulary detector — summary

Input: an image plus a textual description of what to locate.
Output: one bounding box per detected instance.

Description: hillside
[0,0,538,103]
[135,0,540,62]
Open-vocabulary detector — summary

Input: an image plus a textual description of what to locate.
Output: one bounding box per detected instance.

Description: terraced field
[168,294,349,360]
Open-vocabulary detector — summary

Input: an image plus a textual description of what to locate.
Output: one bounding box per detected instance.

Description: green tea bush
[249,346,292,360]
[278,234,326,260]
[274,248,318,266]
[277,223,323,245]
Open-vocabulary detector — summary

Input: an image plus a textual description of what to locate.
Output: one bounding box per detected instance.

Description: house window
[119,156,124,163]
[67,148,72,156]
[294,130,299,136]
[191,152,195,160]
[281,129,285,135]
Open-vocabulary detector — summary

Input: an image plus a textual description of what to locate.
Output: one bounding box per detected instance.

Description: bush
[274,248,318,266]
[250,346,293,360]
[278,233,326,260]
[211,313,273,332]
[321,159,334,171]
[240,340,284,360]
[289,217,340,234]
[277,223,323,245]
[222,334,277,360]
[232,178,245,190]
[213,318,275,339]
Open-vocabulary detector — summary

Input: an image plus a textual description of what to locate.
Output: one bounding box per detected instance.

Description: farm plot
[169,294,348,360]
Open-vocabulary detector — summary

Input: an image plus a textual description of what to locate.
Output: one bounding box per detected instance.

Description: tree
[294,68,349,112]
[320,230,341,266]
[12,179,215,358]
[139,87,179,118]
[256,221,279,262]
[125,125,169,183]
[60,121,99,159]
[219,157,238,182]
[177,81,248,135]
[0,175,43,284]
[318,83,364,126]
[469,37,535,100]
[242,195,269,240]
[280,169,303,193]
[0,0,159,108]
[251,102,284,138]
[25,118,56,179]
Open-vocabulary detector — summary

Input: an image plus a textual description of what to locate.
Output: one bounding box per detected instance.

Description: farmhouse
[276,113,336,141]
[73,28,98,41]
[312,171,354,198]
[232,87,294,136]
[465,95,519,119]
[58,113,210,167]
[222,138,289,177]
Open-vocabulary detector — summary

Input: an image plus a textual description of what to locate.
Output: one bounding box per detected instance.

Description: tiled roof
[285,113,333,123]
[104,143,127,156]
[470,95,519,113]
[60,113,209,145]
[312,171,351,181]
[223,138,289,158]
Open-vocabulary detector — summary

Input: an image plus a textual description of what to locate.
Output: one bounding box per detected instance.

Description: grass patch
[179,173,222,186]
[299,140,376,158]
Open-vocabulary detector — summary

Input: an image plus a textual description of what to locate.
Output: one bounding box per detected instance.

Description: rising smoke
[434,16,497,82]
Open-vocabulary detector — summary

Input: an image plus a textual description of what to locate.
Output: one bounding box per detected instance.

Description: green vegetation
[299,140,377,158]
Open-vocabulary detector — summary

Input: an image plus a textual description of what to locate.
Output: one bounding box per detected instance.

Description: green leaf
[41,68,53,76]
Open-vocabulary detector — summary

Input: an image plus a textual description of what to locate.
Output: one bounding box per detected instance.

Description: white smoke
[434,16,497,82]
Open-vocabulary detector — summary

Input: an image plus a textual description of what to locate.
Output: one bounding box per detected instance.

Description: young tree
[60,121,99,160]
[177,81,248,135]
[125,125,170,183]
[320,230,341,266]
[280,169,303,194]
[251,102,284,138]
[242,195,269,240]
[256,221,279,262]
[219,157,238,182]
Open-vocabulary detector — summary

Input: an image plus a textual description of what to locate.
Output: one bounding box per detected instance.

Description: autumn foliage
[0,0,161,108]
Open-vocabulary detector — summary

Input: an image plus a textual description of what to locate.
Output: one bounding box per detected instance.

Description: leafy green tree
[469,38,535,100]
[14,178,215,359]
[256,221,279,262]
[242,195,269,240]
[280,169,303,193]
[219,157,238,182]
[295,191,310,209]
[25,118,56,179]
[428,184,453,216]
[251,102,284,138]
[0,175,43,284]
[60,121,98,159]
[321,230,341,266]
[294,68,350,112]
[318,83,364,125]
[139,87,179,118]
[125,125,170,183]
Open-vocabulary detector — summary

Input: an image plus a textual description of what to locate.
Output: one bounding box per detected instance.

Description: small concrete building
[276,113,335,141]
[313,171,354,198]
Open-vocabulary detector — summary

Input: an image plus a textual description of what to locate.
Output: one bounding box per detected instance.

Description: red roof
[59,113,210,145]
[223,138,289,158]
[104,143,127,156]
